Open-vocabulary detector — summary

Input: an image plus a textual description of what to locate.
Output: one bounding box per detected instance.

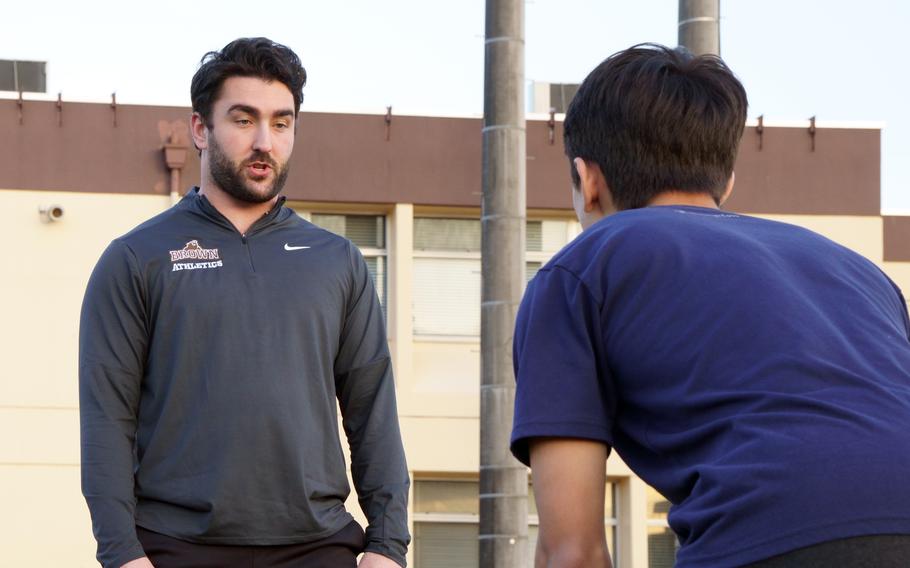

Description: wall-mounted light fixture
[39,204,65,223]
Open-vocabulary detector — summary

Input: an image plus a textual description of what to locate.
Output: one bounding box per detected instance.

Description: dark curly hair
[564,43,748,210]
[191,37,307,126]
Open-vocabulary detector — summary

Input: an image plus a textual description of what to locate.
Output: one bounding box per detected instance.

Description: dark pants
[136,521,365,568]
[745,535,910,568]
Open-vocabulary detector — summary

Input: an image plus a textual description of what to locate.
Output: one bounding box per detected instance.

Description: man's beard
[207,134,290,204]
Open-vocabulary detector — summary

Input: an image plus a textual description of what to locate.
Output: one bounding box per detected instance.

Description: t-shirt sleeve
[510,266,617,466]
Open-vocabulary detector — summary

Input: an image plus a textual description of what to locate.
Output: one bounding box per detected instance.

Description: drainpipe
[163,134,188,206]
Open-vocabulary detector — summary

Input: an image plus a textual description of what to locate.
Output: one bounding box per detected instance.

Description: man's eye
[275,122,290,130]
[236,119,252,126]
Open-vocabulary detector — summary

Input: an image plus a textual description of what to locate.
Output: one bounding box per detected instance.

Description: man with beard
[79,38,409,568]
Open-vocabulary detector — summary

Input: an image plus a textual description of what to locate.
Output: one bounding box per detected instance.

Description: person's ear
[191,112,209,152]
[573,158,609,213]
[719,172,735,206]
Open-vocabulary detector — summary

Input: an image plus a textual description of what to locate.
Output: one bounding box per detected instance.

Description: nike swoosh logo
[284,244,311,251]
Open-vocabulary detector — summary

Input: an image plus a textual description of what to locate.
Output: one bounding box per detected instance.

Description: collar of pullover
[182,187,289,236]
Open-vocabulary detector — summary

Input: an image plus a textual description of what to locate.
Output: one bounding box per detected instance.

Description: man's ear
[719,172,735,206]
[573,158,609,213]
[191,112,209,152]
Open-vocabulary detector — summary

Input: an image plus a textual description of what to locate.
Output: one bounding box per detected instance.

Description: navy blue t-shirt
[511,206,910,567]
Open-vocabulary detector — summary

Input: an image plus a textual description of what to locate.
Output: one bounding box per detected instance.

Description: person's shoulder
[744,212,873,256]
[602,205,813,247]
[277,213,368,273]
[531,216,635,301]
[120,207,183,241]
[87,209,187,277]
[284,214,358,252]
[545,208,663,271]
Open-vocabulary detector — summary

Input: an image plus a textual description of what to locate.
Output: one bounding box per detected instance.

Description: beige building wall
[883,262,910,298]
[3,187,908,567]
[0,190,172,566]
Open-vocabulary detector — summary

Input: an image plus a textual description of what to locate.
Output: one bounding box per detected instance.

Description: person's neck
[198,183,278,235]
[647,190,719,209]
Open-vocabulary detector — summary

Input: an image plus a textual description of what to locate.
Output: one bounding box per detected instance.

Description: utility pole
[678,0,720,56]
[480,0,528,566]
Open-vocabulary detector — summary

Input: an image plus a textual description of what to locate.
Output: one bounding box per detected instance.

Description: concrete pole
[480,0,528,567]
[678,0,720,56]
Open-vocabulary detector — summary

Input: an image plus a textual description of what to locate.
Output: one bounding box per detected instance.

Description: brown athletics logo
[169,240,223,272]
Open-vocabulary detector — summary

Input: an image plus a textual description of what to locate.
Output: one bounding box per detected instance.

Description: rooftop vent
[0,60,47,93]
[528,81,579,114]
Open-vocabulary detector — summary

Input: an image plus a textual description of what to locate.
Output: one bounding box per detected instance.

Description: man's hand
[530,438,612,568]
[358,551,401,567]
[121,557,154,568]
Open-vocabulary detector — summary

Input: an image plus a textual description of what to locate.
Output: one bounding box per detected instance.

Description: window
[0,60,46,93]
[412,218,577,337]
[647,486,678,568]
[304,213,387,318]
[413,218,481,337]
[413,478,618,568]
[548,83,580,114]
[413,480,480,567]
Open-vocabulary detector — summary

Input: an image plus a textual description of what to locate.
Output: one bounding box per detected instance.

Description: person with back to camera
[80,37,409,568]
[511,43,910,567]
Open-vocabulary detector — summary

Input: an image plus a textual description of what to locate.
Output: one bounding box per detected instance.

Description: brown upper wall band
[884,217,910,262]
[0,99,880,216]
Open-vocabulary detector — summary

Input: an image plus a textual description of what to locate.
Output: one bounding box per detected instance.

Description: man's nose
[252,124,273,153]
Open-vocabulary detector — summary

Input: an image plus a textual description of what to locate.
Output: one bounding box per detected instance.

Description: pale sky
[4,0,908,210]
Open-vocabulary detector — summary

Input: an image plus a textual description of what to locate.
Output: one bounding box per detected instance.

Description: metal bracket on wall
[756,114,764,150]
[17,91,23,125]
[111,92,118,127]
[808,116,816,152]
[548,108,556,145]
[56,92,63,127]
[385,106,392,141]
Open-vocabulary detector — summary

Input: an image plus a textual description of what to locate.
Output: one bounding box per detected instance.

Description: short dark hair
[563,43,748,210]
[191,37,307,126]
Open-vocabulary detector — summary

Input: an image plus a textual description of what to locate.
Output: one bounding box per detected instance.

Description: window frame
[411,215,579,341]
[412,476,620,567]
[411,215,483,340]
[645,486,678,568]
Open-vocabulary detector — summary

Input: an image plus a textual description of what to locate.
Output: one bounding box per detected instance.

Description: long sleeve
[334,246,411,567]
[79,240,149,568]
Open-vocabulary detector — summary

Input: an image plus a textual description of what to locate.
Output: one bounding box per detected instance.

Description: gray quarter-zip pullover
[80,189,410,568]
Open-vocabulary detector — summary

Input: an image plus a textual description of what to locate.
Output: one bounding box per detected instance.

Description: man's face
[199,76,296,203]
